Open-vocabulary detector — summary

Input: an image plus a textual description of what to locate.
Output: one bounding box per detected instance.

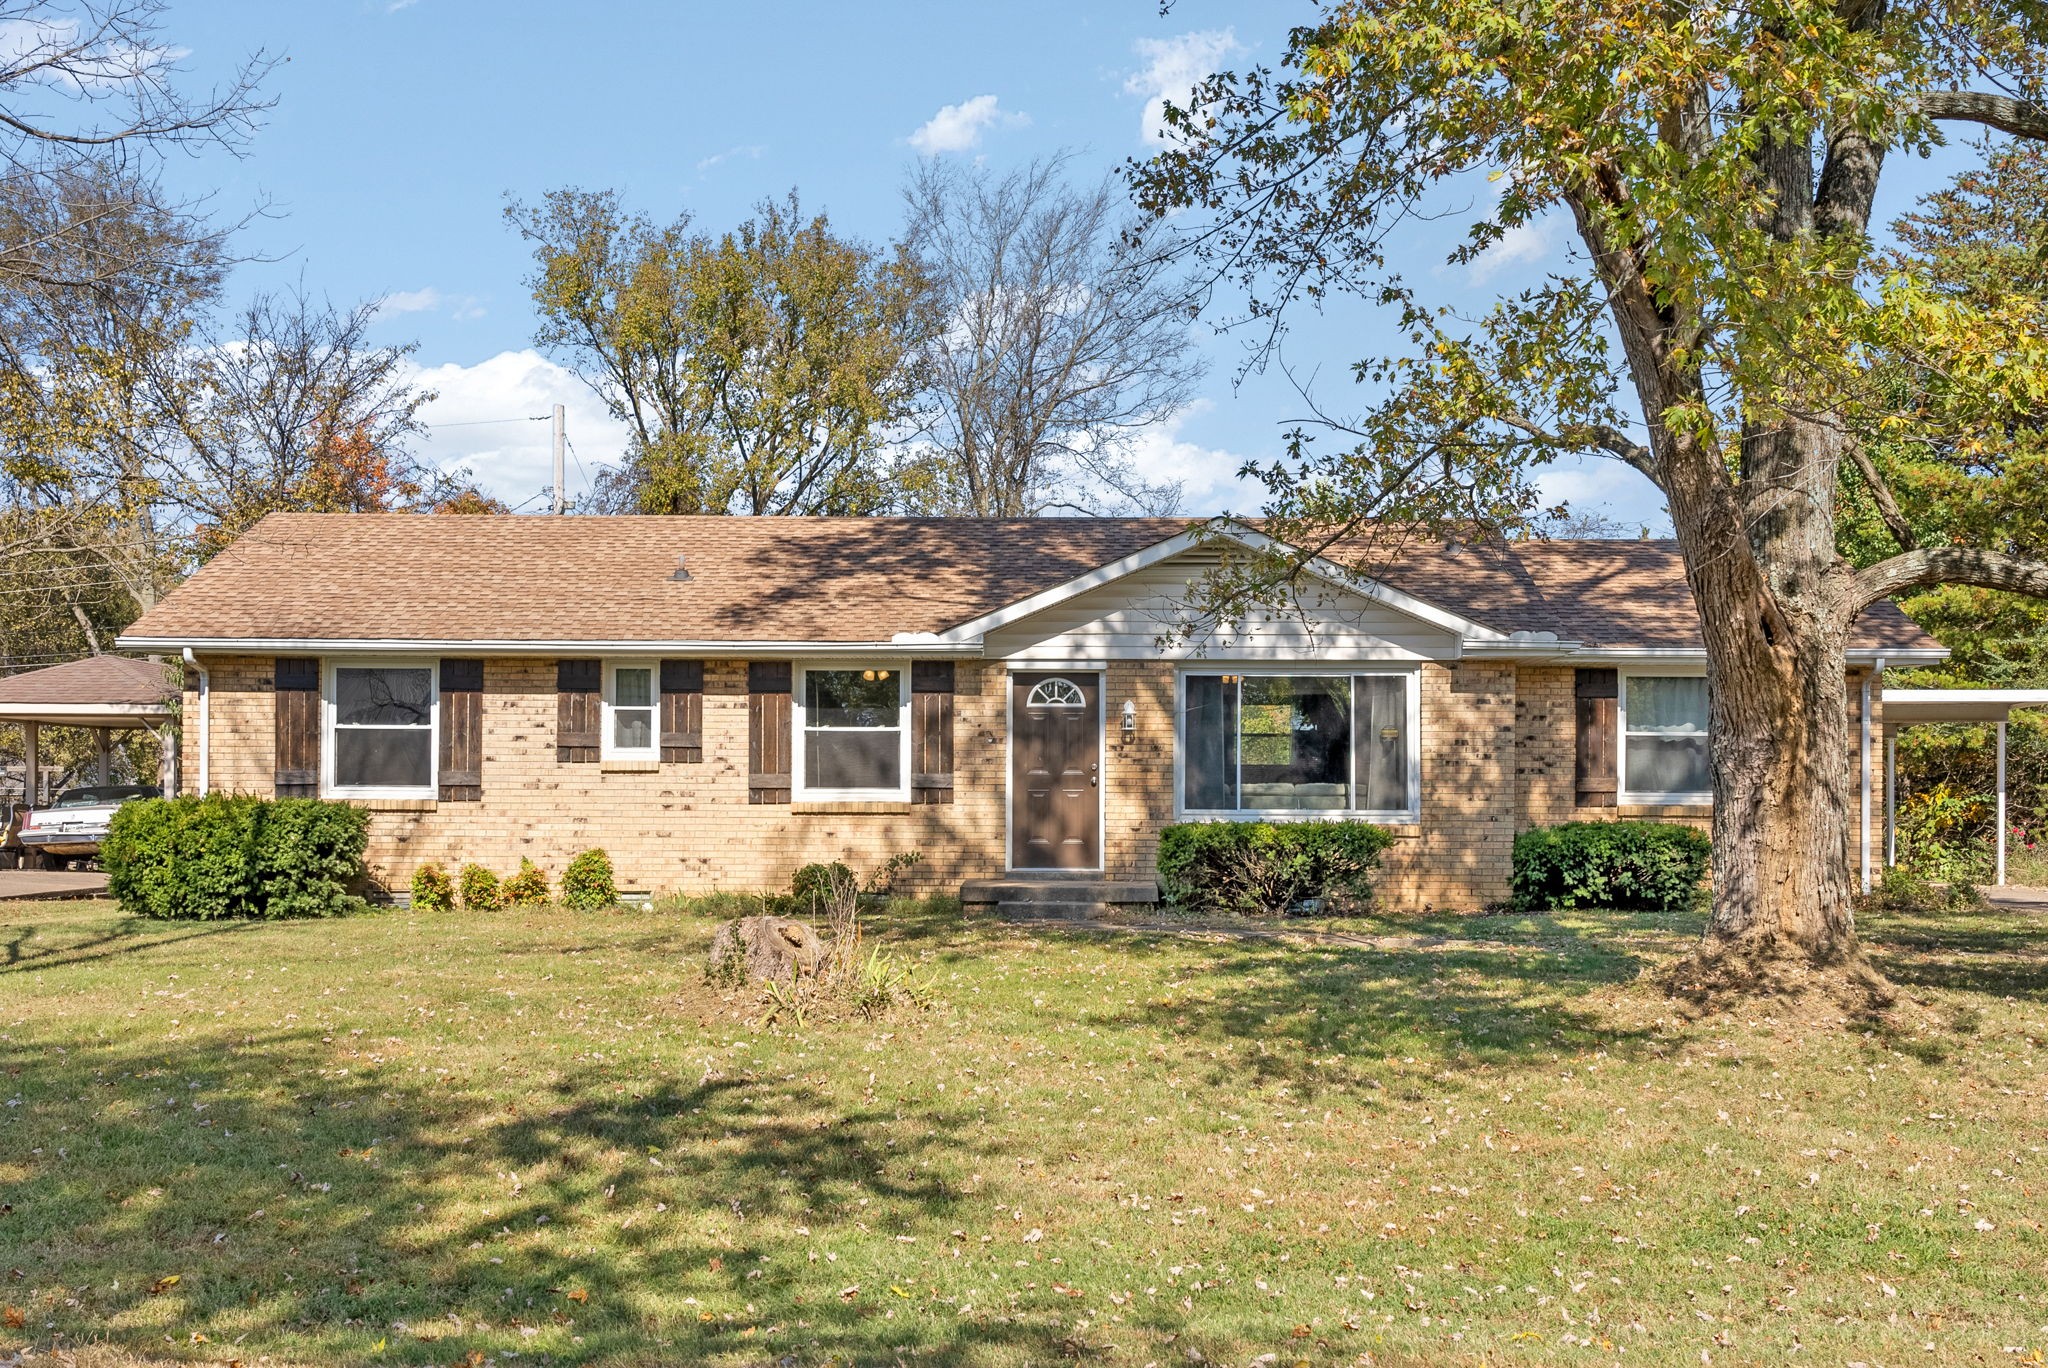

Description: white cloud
[1532,453,1671,535]
[1464,179,1561,285]
[1124,29,1241,145]
[407,350,632,510]
[907,94,1029,156]
[696,143,765,174]
[1123,405,1264,515]
[375,287,485,323]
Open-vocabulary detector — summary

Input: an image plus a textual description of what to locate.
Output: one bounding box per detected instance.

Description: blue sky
[160,1,1979,528]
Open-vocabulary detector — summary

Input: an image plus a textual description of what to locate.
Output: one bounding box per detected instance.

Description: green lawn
[1,894,2043,1367]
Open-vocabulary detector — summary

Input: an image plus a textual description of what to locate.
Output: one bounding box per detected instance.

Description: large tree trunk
[1657,414,1893,1006]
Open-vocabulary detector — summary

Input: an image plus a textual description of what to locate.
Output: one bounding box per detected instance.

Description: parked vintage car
[17,784,163,860]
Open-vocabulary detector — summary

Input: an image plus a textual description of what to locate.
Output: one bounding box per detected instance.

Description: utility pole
[551,404,567,515]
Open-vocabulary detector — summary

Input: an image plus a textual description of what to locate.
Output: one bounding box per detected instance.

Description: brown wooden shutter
[1574,667,1619,807]
[556,659,600,763]
[273,657,320,797]
[910,659,955,805]
[438,658,484,801]
[747,661,792,803]
[659,659,704,763]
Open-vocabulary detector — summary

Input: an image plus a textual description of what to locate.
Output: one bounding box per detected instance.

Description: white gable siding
[982,550,1462,662]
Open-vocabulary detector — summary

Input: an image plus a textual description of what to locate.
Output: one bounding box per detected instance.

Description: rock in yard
[709,915,826,982]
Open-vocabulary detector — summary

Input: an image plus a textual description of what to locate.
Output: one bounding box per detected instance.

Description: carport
[0,654,179,802]
[1881,688,2048,886]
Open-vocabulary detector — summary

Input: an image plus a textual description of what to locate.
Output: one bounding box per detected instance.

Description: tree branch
[1919,90,2048,141]
[1844,444,1918,552]
[1855,545,2048,608]
[1497,412,1661,482]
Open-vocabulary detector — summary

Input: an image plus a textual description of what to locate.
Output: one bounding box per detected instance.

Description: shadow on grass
[0,1017,1070,1367]
[1862,903,2048,1000]
[0,912,260,973]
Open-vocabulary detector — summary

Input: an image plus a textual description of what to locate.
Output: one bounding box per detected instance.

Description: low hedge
[104,794,369,920]
[1510,820,1711,913]
[1158,820,1396,917]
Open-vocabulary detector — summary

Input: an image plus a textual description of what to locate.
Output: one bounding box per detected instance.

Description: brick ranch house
[115,513,1943,911]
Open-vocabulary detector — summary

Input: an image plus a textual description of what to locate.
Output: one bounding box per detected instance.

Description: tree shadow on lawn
[0,1022,1077,1367]
[1862,903,2048,1000]
[1036,911,1675,1097]
[0,910,260,973]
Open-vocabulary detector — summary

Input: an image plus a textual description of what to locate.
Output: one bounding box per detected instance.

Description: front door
[1010,671,1101,869]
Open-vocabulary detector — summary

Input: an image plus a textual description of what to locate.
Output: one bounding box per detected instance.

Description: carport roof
[0,654,176,728]
[1880,688,2048,724]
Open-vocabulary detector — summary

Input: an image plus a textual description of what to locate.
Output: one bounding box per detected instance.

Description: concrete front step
[960,877,1159,909]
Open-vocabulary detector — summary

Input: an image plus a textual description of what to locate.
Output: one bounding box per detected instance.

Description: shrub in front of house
[503,857,550,907]
[104,794,369,920]
[458,863,501,911]
[1510,820,1711,913]
[791,861,854,907]
[410,863,456,913]
[562,848,618,910]
[1157,820,1396,918]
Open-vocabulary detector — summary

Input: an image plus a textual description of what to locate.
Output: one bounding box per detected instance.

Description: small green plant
[458,863,502,912]
[410,862,456,913]
[1510,821,1711,913]
[1157,820,1395,917]
[791,861,854,906]
[848,946,938,1020]
[759,975,813,1029]
[503,858,550,907]
[103,794,369,920]
[863,849,924,895]
[561,848,618,910]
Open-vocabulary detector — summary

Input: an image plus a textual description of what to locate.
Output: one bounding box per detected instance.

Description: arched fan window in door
[1026,677,1086,709]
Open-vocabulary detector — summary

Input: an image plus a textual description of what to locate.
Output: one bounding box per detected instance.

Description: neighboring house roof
[0,653,177,728]
[116,511,1943,659]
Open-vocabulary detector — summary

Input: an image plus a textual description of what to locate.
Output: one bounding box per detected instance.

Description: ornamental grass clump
[410,863,456,913]
[503,858,550,907]
[458,863,501,911]
[562,848,618,910]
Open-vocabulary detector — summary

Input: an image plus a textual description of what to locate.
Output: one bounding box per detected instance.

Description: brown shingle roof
[0,654,176,707]
[119,513,1941,654]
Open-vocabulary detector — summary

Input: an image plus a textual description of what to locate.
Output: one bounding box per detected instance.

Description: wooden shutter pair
[910,660,954,805]
[743,660,956,805]
[275,657,486,801]
[558,659,704,764]
[1574,668,1619,807]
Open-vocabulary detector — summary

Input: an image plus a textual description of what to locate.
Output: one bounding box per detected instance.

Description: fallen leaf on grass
[565,1288,588,1304]
[148,1274,181,1295]
[839,1285,860,1302]
[2,1305,25,1329]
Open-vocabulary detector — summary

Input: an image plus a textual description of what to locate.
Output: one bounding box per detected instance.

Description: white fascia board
[932,518,1512,647]
[0,703,172,726]
[117,636,978,658]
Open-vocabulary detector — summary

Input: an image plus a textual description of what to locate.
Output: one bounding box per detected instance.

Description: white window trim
[322,657,438,801]
[1617,666,1713,806]
[792,662,912,803]
[602,660,659,762]
[1172,668,1422,824]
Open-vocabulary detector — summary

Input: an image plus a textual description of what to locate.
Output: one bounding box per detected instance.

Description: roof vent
[670,555,692,582]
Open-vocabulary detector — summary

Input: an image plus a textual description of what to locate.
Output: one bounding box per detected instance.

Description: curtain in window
[1624,675,1710,795]
[1182,674,1239,810]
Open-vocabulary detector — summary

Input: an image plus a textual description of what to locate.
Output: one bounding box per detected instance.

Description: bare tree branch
[1843,443,1919,552]
[1919,90,2048,141]
[1855,545,2048,608]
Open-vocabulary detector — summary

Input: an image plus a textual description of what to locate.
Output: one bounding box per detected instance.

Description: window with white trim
[796,666,908,799]
[604,662,657,760]
[1180,671,1418,818]
[327,663,436,798]
[1620,673,1711,802]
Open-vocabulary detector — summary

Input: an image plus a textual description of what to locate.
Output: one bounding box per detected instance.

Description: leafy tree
[899,155,1202,516]
[1129,0,2048,1000]
[508,189,932,515]
[1841,141,2048,851]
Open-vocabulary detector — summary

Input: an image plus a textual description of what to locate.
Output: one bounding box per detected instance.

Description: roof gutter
[182,647,208,796]
[122,637,988,659]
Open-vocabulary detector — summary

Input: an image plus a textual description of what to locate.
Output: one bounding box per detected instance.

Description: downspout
[183,647,209,796]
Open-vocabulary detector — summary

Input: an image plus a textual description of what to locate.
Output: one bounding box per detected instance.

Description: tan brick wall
[178,654,1897,913]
